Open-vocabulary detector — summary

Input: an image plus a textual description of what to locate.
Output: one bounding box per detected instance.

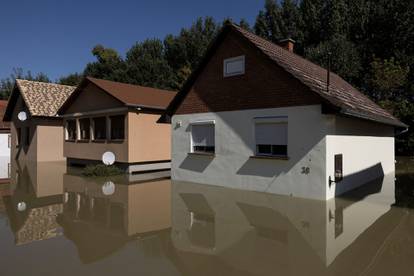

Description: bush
[82,164,124,177]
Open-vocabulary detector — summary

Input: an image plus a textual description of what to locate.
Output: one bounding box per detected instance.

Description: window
[25,127,30,146]
[191,123,215,153]
[66,120,77,141]
[16,128,21,146]
[93,117,107,140]
[223,55,245,77]
[79,118,90,140]
[255,122,288,156]
[110,115,125,140]
[334,154,343,182]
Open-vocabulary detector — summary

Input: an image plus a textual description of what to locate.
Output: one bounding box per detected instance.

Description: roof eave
[339,109,408,129]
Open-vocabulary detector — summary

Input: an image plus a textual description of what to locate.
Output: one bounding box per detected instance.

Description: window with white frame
[66,120,77,141]
[255,121,288,157]
[191,123,215,153]
[223,55,245,77]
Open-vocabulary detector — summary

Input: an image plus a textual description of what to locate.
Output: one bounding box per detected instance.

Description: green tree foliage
[0,68,50,100]
[305,35,362,83]
[254,0,283,43]
[83,45,126,82]
[59,73,84,86]
[125,38,174,89]
[365,58,409,102]
[164,17,219,72]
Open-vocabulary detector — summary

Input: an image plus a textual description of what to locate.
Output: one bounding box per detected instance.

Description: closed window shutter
[192,124,215,147]
[255,123,287,145]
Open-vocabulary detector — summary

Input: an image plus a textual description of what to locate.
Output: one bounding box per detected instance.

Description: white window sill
[250,155,289,160]
[188,152,215,157]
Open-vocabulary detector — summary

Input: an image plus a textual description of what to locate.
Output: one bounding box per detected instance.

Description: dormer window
[223,55,245,77]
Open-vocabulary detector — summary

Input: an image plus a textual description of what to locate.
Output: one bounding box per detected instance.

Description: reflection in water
[0,159,413,275]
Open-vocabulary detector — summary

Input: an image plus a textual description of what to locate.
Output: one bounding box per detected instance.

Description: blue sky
[0,0,264,81]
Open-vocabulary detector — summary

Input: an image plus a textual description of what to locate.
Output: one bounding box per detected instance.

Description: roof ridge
[229,24,345,81]
[86,76,177,94]
[16,79,76,89]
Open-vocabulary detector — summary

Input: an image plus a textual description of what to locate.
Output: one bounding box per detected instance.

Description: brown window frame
[109,115,125,141]
[66,120,77,141]
[93,117,107,141]
[79,118,91,141]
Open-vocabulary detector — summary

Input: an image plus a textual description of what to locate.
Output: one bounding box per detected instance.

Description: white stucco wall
[325,117,395,199]
[0,133,11,179]
[0,133,11,156]
[172,105,334,200]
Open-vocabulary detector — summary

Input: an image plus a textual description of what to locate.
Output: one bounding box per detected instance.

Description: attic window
[223,56,245,77]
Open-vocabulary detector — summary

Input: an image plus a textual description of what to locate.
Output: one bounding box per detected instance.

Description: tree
[59,73,84,86]
[300,0,324,46]
[254,0,283,43]
[364,57,409,102]
[125,39,174,89]
[305,35,362,83]
[239,19,251,31]
[83,45,126,82]
[280,0,302,40]
[165,17,219,73]
[0,68,50,100]
[320,0,349,41]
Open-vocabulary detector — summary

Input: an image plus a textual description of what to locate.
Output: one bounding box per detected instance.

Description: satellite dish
[102,151,115,166]
[18,111,27,121]
[17,202,26,212]
[102,181,115,196]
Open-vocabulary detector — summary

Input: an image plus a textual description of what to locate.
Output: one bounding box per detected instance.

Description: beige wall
[10,94,65,162]
[64,110,172,164]
[128,112,172,162]
[63,111,129,162]
[64,82,123,114]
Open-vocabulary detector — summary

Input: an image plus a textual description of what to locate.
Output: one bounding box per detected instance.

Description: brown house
[3,80,75,162]
[58,77,176,173]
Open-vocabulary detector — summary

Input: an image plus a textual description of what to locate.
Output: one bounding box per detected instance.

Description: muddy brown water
[0,158,414,275]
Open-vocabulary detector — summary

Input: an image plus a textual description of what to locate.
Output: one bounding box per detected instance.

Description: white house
[0,100,11,180]
[160,23,407,200]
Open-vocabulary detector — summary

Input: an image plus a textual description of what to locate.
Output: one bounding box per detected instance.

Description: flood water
[1,159,414,275]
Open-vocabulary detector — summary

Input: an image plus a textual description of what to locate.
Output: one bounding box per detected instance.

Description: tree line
[1,0,413,154]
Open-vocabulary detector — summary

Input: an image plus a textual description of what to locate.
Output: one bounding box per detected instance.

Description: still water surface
[0,159,414,275]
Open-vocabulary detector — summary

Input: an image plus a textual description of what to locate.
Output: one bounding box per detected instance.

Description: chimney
[279,38,295,52]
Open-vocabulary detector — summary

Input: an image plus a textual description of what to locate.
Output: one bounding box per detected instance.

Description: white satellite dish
[18,111,27,121]
[102,151,115,166]
[102,181,115,196]
[17,202,26,212]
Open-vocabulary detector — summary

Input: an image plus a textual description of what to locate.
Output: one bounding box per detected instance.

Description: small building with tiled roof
[160,23,407,200]
[3,79,76,162]
[57,77,176,173]
[0,100,11,180]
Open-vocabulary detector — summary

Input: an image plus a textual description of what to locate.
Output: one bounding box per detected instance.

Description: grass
[82,164,124,177]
